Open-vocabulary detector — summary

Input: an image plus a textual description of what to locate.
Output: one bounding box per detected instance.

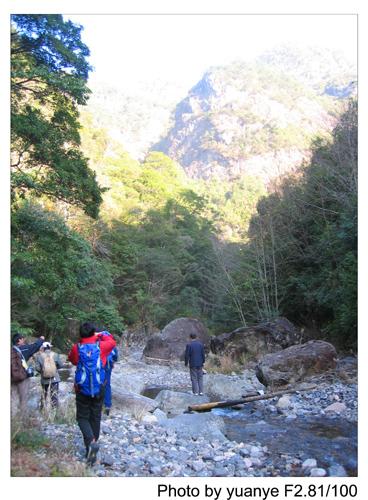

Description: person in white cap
[35,341,63,409]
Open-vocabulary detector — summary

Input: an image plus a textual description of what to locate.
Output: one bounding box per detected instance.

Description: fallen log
[187,384,316,412]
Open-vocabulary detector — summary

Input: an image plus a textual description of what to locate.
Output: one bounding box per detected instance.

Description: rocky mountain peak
[153,47,356,183]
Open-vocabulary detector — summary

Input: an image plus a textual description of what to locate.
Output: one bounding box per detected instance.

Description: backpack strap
[13,345,24,359]
[77,341,100,358]
[13,345,28,367]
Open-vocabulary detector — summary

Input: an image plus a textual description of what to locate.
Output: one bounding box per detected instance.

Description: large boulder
[112,387,159,417]
[205,371,264,400]
[143,317,210,362]
[255,340,338,387]
[155,389,210,416]
[19,378,75,414]
[111,370,146,395]
[210,317,301,362]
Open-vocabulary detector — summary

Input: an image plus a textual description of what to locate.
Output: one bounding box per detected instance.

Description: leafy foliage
[11,15,102,218]
[243,100,357,347]
[10,18,357,351]
[11,202,123,342]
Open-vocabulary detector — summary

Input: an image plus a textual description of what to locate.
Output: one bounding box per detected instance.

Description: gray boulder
[152,408,168,422]
[205,372,263,400]
[22,378,74,413]
[112,387,159,418]
[159,412,226,440]
[210,317,301,362]
[256,340,337,387]
[143,317,210,362]
[111,370,146,395]
[155,389,210,415]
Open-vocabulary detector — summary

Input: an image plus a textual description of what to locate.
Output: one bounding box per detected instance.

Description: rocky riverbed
[34,347,357,477]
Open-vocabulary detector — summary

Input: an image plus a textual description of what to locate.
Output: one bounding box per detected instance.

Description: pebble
[37,347,357,478]
[324,402,347,414]
[310,467,327,477]
[302,458,317,469]
[328,464,347,477]
[276,396,292,410]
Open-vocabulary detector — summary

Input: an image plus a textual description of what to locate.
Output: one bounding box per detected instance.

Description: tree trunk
[187,385,316,412]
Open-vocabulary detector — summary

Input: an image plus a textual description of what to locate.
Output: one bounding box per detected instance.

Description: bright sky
[67,14,357,89]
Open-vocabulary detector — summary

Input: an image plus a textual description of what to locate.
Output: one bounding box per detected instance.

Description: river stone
[26,377,42,411]
[324,402,347,414]
[159,412,226,441]
[112,388,158,418]
[100,454,114,466]
[302,458,317,469]
[57,353,68,366]
[310,468,327,477]
[210,317,301,362]
[155,389,210,415]
[142,414,158,424]
[152,408,168,422]
[276,395,292,410]
[111,371,146,395]
[58,381,75,397]
[255,340,337,387]
[26,377,74,412]
[191,460,205,472]
[328,464,348,476]
[205,373,259,400]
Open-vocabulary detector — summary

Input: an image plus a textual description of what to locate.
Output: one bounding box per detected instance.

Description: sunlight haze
[67,14,357,88]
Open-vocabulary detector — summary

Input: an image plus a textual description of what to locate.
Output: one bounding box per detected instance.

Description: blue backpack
[75,341,105,397]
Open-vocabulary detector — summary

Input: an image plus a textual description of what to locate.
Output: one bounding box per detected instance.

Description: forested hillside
[11,15,357,350]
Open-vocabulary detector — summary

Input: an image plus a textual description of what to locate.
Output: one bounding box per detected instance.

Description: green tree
[11,15,102,218]
[244,100,357,347]
[11,201,123,344]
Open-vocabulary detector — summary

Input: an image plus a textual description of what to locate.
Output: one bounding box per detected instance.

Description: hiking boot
[86,441,99,466]
[104,407,110,416]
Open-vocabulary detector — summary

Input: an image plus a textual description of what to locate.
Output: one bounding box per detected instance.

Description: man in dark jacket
[11,333,45,415]
[68,322,116,465]
[185,333,205,395]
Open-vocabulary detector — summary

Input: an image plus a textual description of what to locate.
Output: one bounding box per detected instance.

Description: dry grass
[219,354,237,374]
[205,353,243,374]
[131,405,151,422]
[40,395,76,425]
[11,447,90,477]
[11,410,89,477]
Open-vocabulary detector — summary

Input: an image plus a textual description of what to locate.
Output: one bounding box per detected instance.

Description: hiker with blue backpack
[68,322,116,465]
[99,331,118,416]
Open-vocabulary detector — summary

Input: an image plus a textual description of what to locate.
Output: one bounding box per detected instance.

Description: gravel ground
[38,349,357,477]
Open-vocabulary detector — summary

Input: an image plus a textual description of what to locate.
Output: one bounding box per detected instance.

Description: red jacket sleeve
[97,333,117,366]
[68,344,79,366]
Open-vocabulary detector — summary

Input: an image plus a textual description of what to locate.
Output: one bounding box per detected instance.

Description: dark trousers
[104,368,112,408]
[76,388,104,452]
[41,382,59,409]
[190,366,204,394]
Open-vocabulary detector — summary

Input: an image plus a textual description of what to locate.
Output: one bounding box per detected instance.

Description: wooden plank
[187,384,316,412]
